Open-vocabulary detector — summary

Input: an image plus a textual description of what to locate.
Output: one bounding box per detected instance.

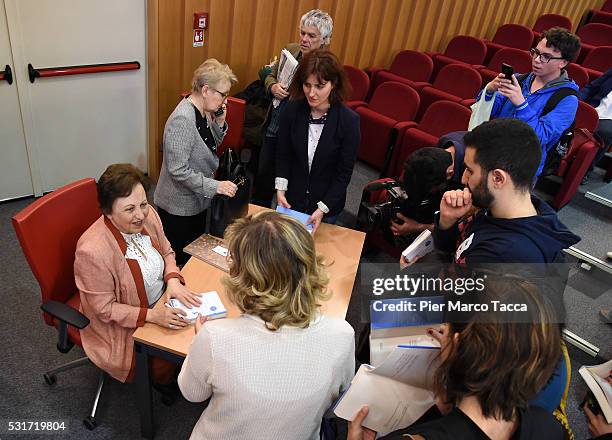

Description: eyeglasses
[529,48,564,64]
[208,86,230,100]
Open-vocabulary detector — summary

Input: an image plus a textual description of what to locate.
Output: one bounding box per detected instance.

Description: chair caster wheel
[83,416,97,430]
[43,373,56,385]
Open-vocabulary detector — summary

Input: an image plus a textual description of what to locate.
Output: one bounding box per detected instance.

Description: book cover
[579,359,612,423]
[167,291,227,323]
[183,233,230,272]
[276,206,314,233]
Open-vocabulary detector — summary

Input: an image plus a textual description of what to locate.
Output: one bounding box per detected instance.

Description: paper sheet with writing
[334,345,439,435]
[272,49,298,108]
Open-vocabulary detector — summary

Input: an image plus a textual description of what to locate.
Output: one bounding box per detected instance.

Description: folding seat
[532,14,572,43]
[428,36,487,79]
[355,81,420,170]
[389,101,472,178]
[367,50,434,100]
[343,65,370,109]
[580,46,612,83]
[482,24,534,64]
[416,64,482,121]
[575,23,612,63]
[587,0,612,26]
[477,47,532,85]
[548,101,601,209]
[565,63,589,89]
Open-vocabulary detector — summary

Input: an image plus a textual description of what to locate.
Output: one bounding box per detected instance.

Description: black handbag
[210,148,251,238]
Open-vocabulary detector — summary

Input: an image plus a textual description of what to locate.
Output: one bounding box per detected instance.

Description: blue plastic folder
[276,206,314,232]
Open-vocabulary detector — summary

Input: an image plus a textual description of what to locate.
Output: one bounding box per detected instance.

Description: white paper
[272,49,299,108]
[401,229,434,262]
[212,245,229,257]
[579,359,612,423]
[167,291,227,323]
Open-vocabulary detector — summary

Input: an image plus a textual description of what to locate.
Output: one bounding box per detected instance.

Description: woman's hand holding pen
[146,304,188,329]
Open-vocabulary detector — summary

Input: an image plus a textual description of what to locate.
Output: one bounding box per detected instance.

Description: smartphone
[214,106,225,117]
[501,63,514,80]
[580,391,601,416]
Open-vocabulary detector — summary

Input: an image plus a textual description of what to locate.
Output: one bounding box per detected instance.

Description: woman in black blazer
[275,49,360,232]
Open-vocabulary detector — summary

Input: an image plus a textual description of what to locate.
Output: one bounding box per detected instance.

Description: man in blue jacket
[477,27,581,178]
[579,67,612,184]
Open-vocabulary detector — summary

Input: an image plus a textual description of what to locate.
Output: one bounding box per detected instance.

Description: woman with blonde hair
[154,58,238,265]
[178,211,355,439]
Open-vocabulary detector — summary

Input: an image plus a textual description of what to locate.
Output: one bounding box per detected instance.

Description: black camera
[357,180,408,232]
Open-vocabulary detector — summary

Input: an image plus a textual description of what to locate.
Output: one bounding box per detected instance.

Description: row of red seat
[586,0,612,27]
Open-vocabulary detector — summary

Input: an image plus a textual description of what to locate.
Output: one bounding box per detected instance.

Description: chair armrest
[346,100,368,110]
[366,66,384,77]
[41,300,90,329]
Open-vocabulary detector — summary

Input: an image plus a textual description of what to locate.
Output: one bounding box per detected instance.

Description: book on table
[276,205,314,233]
[334,343,440,436]
[579,359,612,423]
[183,233,230,272]
[167,291,227,323]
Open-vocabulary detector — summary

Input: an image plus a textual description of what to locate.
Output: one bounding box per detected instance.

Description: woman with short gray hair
[154,58,238,265]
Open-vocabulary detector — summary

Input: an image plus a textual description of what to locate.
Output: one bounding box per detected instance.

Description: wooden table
[133,205,365,438]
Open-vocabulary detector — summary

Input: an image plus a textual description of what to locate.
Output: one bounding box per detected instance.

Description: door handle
[0,64,13,85]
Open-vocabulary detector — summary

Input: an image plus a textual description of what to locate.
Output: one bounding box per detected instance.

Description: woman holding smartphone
[154,59,238,265]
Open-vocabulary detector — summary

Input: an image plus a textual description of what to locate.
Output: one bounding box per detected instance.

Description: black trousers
[157,207,207,266]
[252,135,278,208]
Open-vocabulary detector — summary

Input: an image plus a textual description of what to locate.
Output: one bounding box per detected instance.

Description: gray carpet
[0,161,610,439]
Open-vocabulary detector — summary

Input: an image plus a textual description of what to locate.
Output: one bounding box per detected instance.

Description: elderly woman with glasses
[154,58,238,265]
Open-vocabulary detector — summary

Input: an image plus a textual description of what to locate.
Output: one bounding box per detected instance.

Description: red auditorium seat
[477,47,532,84]
[581,46,612,82]
[590,10,612,26]
[576,23,612,63]
[483,24,534,64]
[416,64,482,121]
[428,35,487,79]
[604,0,612,12]
[532,14,572,42]
[343,64,370,109]
[355,81,420,170]
[389,101,472,178]
[550,102,601,209]
[367,50,434,100]
[565,63,590,89]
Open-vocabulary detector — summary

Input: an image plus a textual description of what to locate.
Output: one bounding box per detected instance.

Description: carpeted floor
[0,161,610,439]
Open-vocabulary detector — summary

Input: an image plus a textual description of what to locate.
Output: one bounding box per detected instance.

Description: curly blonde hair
[221,211,330,330]
[191,58,237,93]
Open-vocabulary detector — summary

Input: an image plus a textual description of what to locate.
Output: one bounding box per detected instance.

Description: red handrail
[28,61,140,83]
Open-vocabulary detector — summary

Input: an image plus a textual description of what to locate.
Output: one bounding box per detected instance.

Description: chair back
[432,64,482,99]
[574,101,599,132]
[533,14,572,33]
[492,24,534,49]
[344,65,370,101]
[389,50,434,82]
[603,0,612,13]
[577,23,612,46]
[217,96,246,156]
[581,46,612,72]
[12,178,101,327]
[444,35,488,64]
[565,63,589,89]
[487,48,532,73]
[369,81,420,121]
[419,101,472,137]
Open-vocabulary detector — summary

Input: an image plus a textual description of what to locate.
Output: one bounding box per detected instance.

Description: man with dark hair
[433,118,580,265]
[477,27,581,177]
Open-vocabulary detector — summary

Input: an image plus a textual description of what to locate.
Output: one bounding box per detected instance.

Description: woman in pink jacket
[74,163,201,385]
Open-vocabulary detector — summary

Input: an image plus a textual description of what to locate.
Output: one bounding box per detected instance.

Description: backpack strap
[541,88,579,118]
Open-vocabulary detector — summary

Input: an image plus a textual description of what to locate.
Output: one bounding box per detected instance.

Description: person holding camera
[154,59,238,265]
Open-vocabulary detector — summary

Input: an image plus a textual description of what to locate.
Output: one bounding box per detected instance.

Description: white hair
[300,9,333,45]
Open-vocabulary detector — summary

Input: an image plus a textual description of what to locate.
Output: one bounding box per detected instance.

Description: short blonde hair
[222,211,331,330]
[191,58,238,93]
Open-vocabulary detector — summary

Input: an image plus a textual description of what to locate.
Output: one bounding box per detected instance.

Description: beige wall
[147,0,604,178]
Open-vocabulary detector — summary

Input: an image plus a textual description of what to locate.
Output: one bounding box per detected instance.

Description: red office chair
[367,50,434,99]
[416,64,482,121]
[12,178,104,430]
[532,14,572,42]
[549,102,601,209]
[390,101,472,178]
[565,63,590,89]
[217,96,246,156]
[478,48,533,84]
[428,35,488,79]
[576,23,612,63]
[483,24,534,64]
[355,81,420,170]
[581,46,612,82]
[344,64,370,109]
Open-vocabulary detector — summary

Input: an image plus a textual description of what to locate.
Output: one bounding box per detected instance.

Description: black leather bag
[210,148,251,238]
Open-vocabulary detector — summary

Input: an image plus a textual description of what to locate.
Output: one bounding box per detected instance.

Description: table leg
[135,342,154,439]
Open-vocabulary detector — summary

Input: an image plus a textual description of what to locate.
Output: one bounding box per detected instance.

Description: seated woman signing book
[348,276,566,440]
[178,211,355,440]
